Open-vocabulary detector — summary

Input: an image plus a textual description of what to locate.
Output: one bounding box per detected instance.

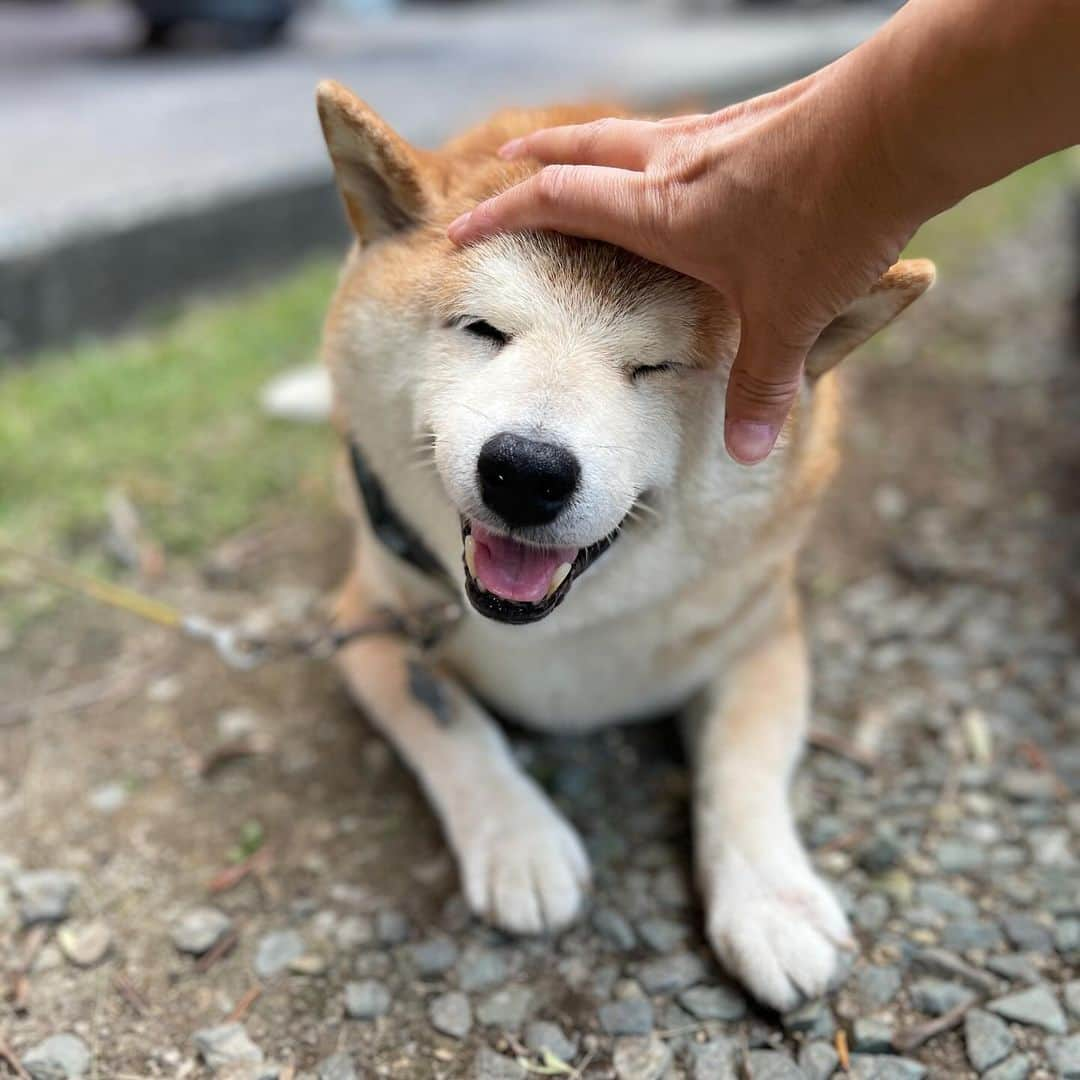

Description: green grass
[0,258,339,556]
[0,149,1075,564]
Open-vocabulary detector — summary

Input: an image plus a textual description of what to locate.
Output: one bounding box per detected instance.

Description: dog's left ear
[805,258,936,379]
[316,80,434,242]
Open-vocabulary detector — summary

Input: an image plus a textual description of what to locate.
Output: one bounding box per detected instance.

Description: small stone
[288,952,327,976]
[147,674,182,703]
[430,991,472,1039]
[654,867,692,909]
[636,952,705,995]
[1056,916,1080,954]
[57,921,111,968]
[1000,913,1053,952]
[855,893,891,932]
[523,1021,577,1064]
[854,965,903,1008]
[983,1053,1031,1080]
[0,854,19,884]
[374,909,410,945]
[914,882,977,920]
[745,1051,804,1079]
[988,985,1067,1034]
[852,1017,895,1054]
[1065,979,1080,1017]
[317,1052,358,1080]
[334,914,374,950]
[1047,1034,1080,1079]
[677,983,747,1021]
[593,907,636,950]
[690,1038,737,1080]
[859,829,906,874]
[934,839,986,874]
[800,1041,840,1080]
[1030,827,1074,867]
[636,916,687,953]
[458,945,509,991]
[409,936,458,977]
[1001,769,1058,801]
[941,919,1002,951]
[849,1056,927,1080]
[217,706,261,740]
[193,1024,263,1071]
[472,1046,525,1079]
[88,782,128,814]
[22,1034,92,1080]
[782,998,835,1039]
[909,977,975,1016]
[986,953,1042,984]
[13,870,79,925]
[964,1008,1015,1072]
[612,1035,672,1080]
[171,907,232,956]
[599,998,654,1037]
[344,978,391,1019]
[477,985,533,1030]
[253,929,304,979]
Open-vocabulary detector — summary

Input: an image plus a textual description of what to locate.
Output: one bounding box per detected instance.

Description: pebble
[477,985,533,1030]
[983,1053,1031,1080]
[858,828,906,874]
[374,909,410,945]
[599,998,654,1036]
[911,947,1000,994]
[914,882,977,920]
[909,977,975,1015]
[253,929,304,979]
[1065,979,1080,1017]
[22,1034,92,1080]
[317,1053,358,1080]
[635,952,705,995]
[964,1008,1015,1073]
[1056,917,1080,954]
[593,907,636,950]
[854,893,892,932]
[636,916,686,953]
[747,1051,805,1079]
[691,1038,737,1080]
[1000,912,1053,952]
[852,1017,895,1054]
[799,1041,839,1080]
[782,999,835,1039]
[409,936,458,977]
[473,1046,525,1079]
[57,920,111,968]
[334,914,374,950]
[457,945,509,991]
[344,978,391,1019]
[288,952,328,976]
[986,953,1043,984]
[677,983,748,1022]
[854,965,903,1008]
[13,870,79,925]
[193,1024,263,1071]
[523,1021,577,1064]
[1047,1034,1080,1079]
[429,991,472,1039]
[941,919,1002,951]
[88,782,128,814]
[171,906,233,956]
[933,840,986,874]
[0,853,19,883]
[988,985,1067,1034]
[849,1056,927,1079]
[612,1035,672,1080]
[1001,769,1058,801]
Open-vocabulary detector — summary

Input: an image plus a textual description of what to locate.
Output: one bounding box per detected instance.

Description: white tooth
[463,535,477,578]
[547,562,573,597]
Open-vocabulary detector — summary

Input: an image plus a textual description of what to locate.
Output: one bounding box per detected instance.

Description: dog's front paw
[453,785,591,936]
[700,842,853,1011]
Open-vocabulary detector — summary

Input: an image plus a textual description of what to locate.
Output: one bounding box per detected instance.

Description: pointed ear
[805,258,936,379]
[316,80,432,242]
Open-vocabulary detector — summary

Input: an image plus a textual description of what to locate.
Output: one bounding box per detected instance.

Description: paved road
[0,1,887,354]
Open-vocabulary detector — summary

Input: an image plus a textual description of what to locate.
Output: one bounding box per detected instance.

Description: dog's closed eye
[460,319,510,347]
[629,362,678,382]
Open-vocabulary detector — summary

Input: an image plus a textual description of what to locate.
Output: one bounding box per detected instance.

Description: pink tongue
[470,522,578,603]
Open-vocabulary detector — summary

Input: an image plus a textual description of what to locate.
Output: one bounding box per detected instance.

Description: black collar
[348,441,451,586]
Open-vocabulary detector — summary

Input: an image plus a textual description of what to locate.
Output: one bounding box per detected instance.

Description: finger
[499,117,657,171]
[447,164,655,250]
[724,318,816,465]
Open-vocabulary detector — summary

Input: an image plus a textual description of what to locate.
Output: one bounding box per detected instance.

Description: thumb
[723,316,816,465]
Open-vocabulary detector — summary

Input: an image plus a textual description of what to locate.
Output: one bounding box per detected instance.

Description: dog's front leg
[334,571,590,935]
[688,603,853,1011]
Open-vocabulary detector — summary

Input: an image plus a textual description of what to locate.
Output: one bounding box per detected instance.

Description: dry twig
[0,1033,31,1080]
[227,985,263,1023]
[893,997,978,1054]
[806,729,878,771]
[194,929,239,974]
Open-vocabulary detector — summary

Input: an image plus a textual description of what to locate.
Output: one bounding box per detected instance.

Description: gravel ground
[1,198,1077,1080]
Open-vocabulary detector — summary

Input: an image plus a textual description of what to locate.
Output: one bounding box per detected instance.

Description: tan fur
[314,81,935,1009]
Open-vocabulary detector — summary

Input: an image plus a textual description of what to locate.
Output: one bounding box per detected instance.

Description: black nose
[477,433,581,527]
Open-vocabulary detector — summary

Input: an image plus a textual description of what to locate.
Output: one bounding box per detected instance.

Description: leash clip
[181,614,267,671]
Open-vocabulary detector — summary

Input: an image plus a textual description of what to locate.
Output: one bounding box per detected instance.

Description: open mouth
[461,518,619,625]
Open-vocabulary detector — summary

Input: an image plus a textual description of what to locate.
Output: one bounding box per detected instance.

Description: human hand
[447,72,920,464]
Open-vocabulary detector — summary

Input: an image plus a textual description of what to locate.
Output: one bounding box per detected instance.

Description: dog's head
[317,82,935,626]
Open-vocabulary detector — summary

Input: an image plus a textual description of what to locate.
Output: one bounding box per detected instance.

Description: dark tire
[142,19,175,48]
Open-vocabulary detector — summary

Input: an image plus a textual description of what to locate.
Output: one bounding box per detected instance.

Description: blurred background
[0,2,1077,1078]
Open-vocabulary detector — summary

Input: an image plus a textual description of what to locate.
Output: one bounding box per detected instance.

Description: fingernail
[447,210,472,242]
[498,138,524,159]
[725,420,778,465]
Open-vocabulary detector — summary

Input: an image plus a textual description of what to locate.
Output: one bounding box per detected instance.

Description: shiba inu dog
[314,79,934,1010]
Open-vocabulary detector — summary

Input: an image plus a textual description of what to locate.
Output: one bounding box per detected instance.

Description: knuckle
[535,164,571,206]
[728,366,802,411]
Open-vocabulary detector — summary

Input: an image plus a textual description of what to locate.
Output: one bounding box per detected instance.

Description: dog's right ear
[316,80,431,242]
